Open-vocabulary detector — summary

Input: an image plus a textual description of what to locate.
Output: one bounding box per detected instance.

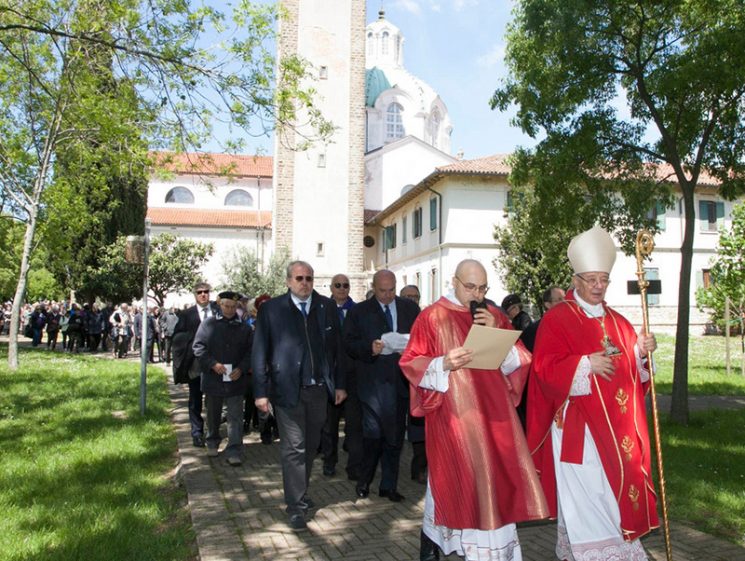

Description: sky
[370,0,537,159]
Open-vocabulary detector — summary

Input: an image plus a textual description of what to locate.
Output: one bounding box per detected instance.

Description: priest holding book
[400,258,548,561]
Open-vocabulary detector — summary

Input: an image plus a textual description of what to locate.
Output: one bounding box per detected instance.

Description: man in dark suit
[344,269,420,502]
[320,273,359,479]
[252,261,347,531]
[193,290,253,466]
[172,282,219,448]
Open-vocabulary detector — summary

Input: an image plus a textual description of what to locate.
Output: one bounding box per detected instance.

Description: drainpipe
[426,185,443,299]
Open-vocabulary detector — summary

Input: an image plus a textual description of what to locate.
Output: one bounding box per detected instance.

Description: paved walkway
[163,368,745,561]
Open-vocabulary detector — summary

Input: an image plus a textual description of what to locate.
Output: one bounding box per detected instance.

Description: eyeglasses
[575,274,611,287]
[293,276,314,283]
[195,290,210,295]
[455,276,489,294]
[334,282,350,289]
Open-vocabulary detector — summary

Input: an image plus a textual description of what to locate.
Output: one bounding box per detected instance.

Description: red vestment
[400,297,549,531]
[527,290,659,541]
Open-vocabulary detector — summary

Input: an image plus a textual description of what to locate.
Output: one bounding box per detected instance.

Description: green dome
[365,67,391,107]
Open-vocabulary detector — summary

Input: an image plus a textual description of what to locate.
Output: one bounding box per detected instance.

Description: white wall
[148,174,272,211]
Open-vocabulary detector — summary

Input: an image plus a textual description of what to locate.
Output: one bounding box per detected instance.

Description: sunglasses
[334,282,350,289]
[195,290,210,295]
[294,276,314,282]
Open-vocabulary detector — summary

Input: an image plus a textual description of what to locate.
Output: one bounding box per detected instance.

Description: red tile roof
[150,151,273,178]
[436,154,512,175]
[147,208,272,229]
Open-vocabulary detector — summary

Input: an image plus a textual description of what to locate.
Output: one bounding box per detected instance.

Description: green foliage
[0,218,63,301]
[0,347,193,560]
[89,233,213,305]
[219,246,290,298]
[0,0,333,367]
[39,47,149,300]
[492,0,745,421]
[494,151,669,311]
[148,233,214,306]
[697,202,745,334]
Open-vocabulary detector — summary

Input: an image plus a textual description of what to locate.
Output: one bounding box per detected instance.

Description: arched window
[429,109,441,148]
[367,31,373,56]
[382,31,389,55]
[224,189,254,207]
[386,102,405,141]
[164,186,194,204]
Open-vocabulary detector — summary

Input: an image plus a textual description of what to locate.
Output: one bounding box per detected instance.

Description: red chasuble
[400,297,549,531]
[527,290,659,541]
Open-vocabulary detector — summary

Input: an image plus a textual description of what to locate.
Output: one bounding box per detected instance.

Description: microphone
[470,300,487,322]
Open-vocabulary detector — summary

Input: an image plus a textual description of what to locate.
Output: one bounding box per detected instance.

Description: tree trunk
[7,107,61,369]
[670,184,695,424]
[8,213,39,370]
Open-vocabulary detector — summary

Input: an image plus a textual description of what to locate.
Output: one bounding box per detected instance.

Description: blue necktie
[384,304,393,331]
[300,301,308,318]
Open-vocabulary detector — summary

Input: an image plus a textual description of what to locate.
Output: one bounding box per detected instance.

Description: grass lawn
[653,334,745,395]
[659,409,745,546]
[0,346,194,561]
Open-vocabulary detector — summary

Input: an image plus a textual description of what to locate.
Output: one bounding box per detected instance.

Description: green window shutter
[655,201,666,231]
[698,200,707,230]
[716,202,725,229]
[429,198,437,231]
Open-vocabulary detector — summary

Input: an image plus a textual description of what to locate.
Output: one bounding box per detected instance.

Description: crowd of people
[4,300,183,361]
[170,225,659,561]
[4,225,660,561]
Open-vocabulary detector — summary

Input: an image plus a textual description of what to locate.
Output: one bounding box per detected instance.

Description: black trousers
[358,398,407,492]
[187,376,205,438]
[342,389,363,478]
[321,400,343,470]
[274,385,327,514]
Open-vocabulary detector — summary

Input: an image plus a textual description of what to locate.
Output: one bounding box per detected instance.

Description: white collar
[445,290,467,308]
[291,293,312,308]
[574,291,604,318]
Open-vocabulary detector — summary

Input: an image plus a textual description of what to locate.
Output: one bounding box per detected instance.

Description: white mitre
[567,225,616,274]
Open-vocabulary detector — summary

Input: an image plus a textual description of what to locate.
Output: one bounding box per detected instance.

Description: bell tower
[273,0,367,298]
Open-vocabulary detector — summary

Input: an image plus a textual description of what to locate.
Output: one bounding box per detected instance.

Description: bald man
[400,259,548,561]
[343,269,420,502]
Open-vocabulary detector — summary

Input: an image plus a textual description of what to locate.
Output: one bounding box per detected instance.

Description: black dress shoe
[192,436,205,448]
[299,496,315,512]
[379,489,405,502]
[288,513,307,531]
[323,465,336,477]
[355,485,369,498]
[420,530,440,561]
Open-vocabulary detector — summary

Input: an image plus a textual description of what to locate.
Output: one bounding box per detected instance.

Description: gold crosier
[635,230,673,561]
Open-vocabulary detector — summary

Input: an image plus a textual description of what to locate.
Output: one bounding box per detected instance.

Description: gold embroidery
[615,388,628,413]
[621,435,634,461]
[628,484,640,511]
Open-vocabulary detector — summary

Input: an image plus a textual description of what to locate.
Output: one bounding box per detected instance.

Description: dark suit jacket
[172,302,219,384]
[343,296,420,437]
[252,290,344,408]
[193,314,253,397]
